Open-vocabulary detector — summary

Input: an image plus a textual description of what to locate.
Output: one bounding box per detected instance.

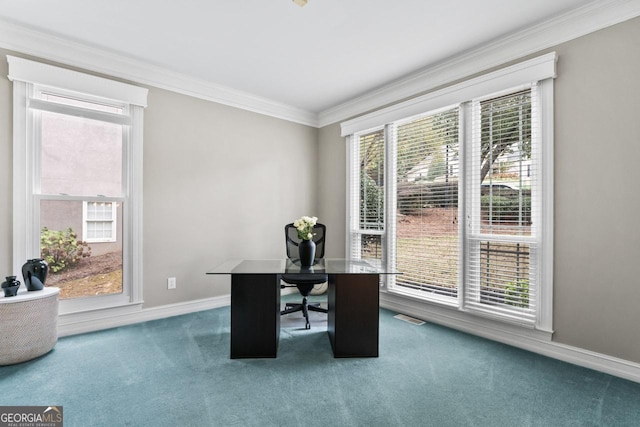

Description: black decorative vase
[298,239,316,267]
[22,259,48,291]
[1,276,20,297]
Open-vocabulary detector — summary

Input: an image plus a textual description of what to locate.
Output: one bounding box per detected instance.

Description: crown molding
[0,18,319,127]
[319,0,640,128]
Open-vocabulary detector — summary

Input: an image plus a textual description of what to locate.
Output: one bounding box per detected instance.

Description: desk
[207,259,396,359]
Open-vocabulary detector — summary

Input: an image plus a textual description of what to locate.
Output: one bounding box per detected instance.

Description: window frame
[342,53,555,335]
[8,56,148,315]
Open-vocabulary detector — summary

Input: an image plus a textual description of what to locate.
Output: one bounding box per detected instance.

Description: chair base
[281,298,328,330]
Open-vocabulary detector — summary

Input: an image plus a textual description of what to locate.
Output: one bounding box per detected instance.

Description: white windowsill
[58,297,143,316]
[57,300,144,336]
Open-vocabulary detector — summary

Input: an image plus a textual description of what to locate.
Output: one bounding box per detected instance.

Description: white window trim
[83,201,118,243]
[343,53,555,338]
[341,52,556,137]
[537,78,554,334]
[7,56,148,107]
[9,56,147,314]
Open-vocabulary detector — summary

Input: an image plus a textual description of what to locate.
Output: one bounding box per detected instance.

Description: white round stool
[0,287,59,365]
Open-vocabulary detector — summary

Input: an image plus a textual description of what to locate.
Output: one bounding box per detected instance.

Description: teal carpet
[1,303,639,427]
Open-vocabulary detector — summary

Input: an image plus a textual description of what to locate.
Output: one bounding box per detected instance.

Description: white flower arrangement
[293,216,318,241]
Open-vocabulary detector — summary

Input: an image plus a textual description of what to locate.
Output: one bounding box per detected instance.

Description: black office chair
[281,223,328,330]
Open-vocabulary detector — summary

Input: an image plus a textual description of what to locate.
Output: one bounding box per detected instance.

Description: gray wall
[317,17,640,363]
[0,49,319,309]
[142,87,318,307]
[552,18,640,362]
[317,123,346,258]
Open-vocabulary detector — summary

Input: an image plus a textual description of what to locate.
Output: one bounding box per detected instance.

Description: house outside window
[8,56,147,314]
[342,54,555,334]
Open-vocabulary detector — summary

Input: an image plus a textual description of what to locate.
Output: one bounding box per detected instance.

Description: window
[83,201,118,243]
[393,107,460,301]
[348,128,385,264]
[9,56,147,313]
[343,54,555,332]
[465,89,538,323]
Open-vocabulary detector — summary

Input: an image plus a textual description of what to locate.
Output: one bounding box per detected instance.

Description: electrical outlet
[167,277,177,290]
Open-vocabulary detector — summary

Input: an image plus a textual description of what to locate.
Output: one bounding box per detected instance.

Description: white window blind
[393,107,460,299]
[350,129,385,264]
[359,130,385,231]
[465,86,540,324]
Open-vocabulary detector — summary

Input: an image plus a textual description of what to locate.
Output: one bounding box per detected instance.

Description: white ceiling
[0,0,614,115]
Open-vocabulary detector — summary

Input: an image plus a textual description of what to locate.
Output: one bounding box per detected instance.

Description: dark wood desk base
[327,274,379,358]
[230,274,280,358]
[230,273,380,359]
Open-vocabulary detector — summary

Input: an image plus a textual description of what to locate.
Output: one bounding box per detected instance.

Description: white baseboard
[57,295,230,337]
[380,292,640,383]
[58,286,302,337]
